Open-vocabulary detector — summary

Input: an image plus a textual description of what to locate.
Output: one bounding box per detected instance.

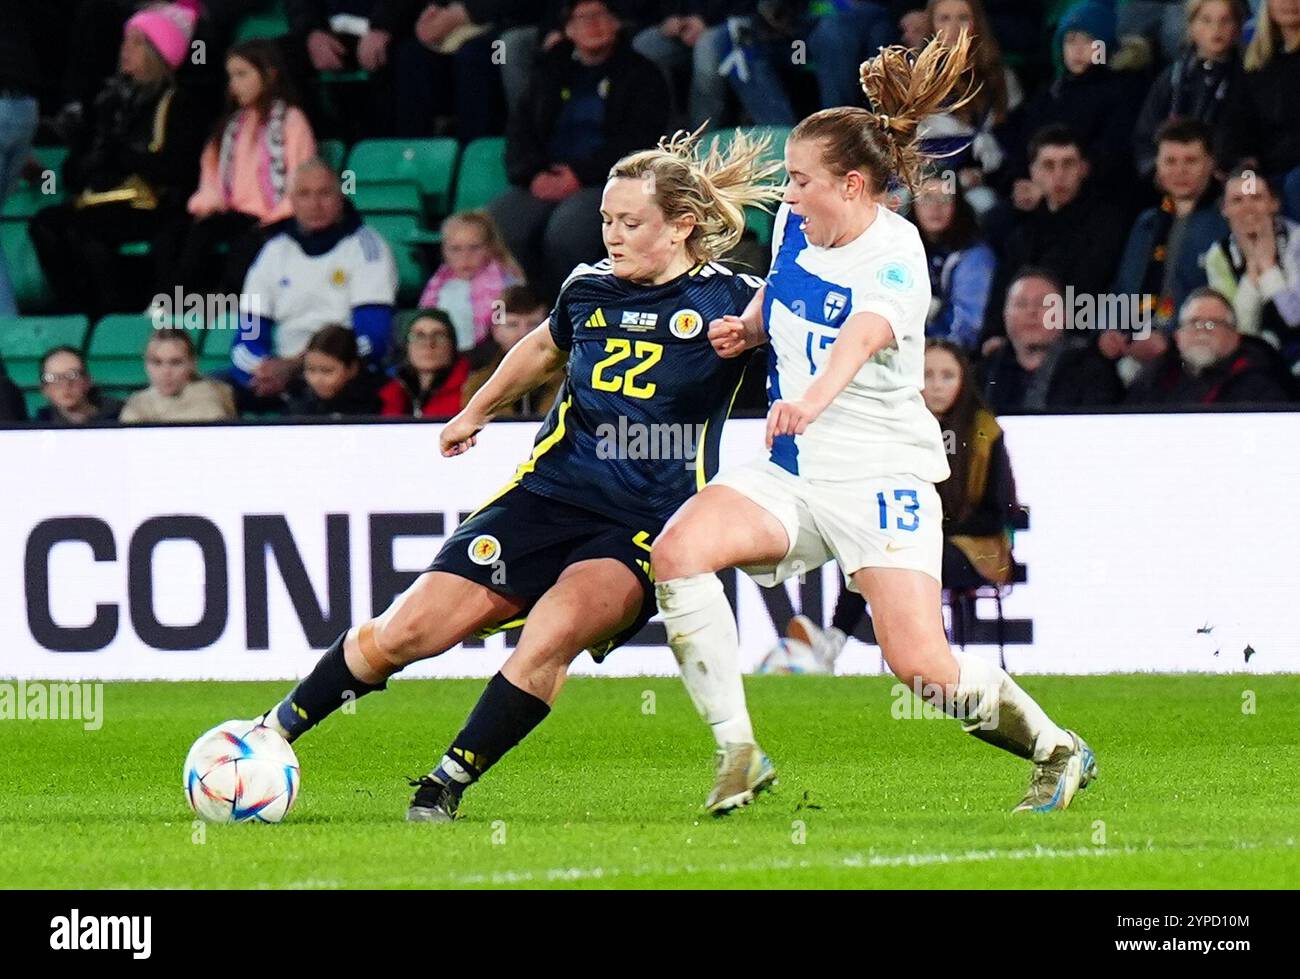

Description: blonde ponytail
[609,125,785,264]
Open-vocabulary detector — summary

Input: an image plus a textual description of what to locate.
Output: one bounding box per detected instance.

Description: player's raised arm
[440,322,567,457]
[766,311,894,445]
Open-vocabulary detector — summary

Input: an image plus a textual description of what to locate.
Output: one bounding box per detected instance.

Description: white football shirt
[762,202,950,483]
[241,223,397,358]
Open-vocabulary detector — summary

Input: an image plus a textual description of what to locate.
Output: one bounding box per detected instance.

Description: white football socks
[656,573,755,747]
[953,650,1072,762]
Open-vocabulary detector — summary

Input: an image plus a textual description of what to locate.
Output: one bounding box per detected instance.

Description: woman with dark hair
[161,38,317,296]
[35,346,122,425]
[911,173,996,350]
[788,339,1019,666]
[378,310,472,418]
[924,339,1020,589]
[287,324,385,417]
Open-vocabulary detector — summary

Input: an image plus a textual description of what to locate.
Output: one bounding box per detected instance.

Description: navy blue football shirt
[514,258,763,530]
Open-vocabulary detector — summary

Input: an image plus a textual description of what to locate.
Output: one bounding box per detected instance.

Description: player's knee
[512,634,577,669]
[650,525,699,581]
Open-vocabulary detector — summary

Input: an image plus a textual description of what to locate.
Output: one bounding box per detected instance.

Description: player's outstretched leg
[259,571,524,743]
[653,486,788,814]
[856,566,1097,813]
[408,558,645,822]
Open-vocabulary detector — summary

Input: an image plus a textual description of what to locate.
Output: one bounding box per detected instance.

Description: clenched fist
[709,315,749,358]
[440,410,485,457]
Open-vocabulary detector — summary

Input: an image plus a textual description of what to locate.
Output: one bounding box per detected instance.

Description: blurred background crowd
[1,0,1299,429]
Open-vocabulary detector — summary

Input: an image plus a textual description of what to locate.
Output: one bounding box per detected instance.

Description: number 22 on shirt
[591,338,663,399]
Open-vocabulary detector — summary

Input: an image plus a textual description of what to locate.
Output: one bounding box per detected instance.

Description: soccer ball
[757,637,827,675]
[183,720,300,823]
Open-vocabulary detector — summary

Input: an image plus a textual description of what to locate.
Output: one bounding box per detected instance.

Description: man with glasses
[33,347,123,426]
[1126,287,1293,405]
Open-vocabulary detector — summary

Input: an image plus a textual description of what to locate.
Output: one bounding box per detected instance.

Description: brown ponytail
[790,29,978,196]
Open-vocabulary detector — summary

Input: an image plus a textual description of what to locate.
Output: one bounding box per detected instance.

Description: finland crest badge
[823,290,848,321]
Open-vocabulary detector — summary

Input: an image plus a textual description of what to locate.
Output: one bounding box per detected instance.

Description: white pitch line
[441,843,1146,887]
[98,837,1297,889]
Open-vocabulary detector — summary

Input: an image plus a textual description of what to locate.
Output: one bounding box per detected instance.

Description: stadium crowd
[1,0,1299,427]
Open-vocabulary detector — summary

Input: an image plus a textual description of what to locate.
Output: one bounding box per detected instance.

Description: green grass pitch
[3,674,1297,889]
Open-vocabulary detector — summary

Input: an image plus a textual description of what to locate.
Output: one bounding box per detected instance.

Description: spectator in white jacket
[231,158,397,405]
[1205,168,1300,370]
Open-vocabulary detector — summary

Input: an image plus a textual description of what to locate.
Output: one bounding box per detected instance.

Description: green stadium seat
[2,146,70,220]
[351,180,424,216]
[0,222,54,311]
[88,313,161,357]
[198,317,239,375]
[85,359,146,387]
[452,137,509,213]
[0,314,88,359]
[319,70,371,84]
[0,315,90,387]
[33,146,69,173]
[702,126,790,246]
[703,126,790,171]
[86,313,160,386]
[318,138,347,174]
[233,0,289,43]
[346,139,459,218]
[21,388,44,419]
[1,187,51,221]
[365,213,431,304]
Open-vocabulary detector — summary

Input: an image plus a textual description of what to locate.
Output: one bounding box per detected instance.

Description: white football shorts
[709,458,943,592]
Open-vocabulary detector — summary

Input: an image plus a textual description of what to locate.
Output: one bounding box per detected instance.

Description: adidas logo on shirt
[585,308,608,328]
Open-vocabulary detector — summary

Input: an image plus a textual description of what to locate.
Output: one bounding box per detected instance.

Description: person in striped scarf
[162,39,317,296]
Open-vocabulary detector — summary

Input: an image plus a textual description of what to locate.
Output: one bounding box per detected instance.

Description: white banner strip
[2,414,1297,679]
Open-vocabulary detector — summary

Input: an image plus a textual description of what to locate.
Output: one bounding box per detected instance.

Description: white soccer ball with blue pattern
[184,720,300,823]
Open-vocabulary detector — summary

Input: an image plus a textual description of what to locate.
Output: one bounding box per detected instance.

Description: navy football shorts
[427,483,658,661]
